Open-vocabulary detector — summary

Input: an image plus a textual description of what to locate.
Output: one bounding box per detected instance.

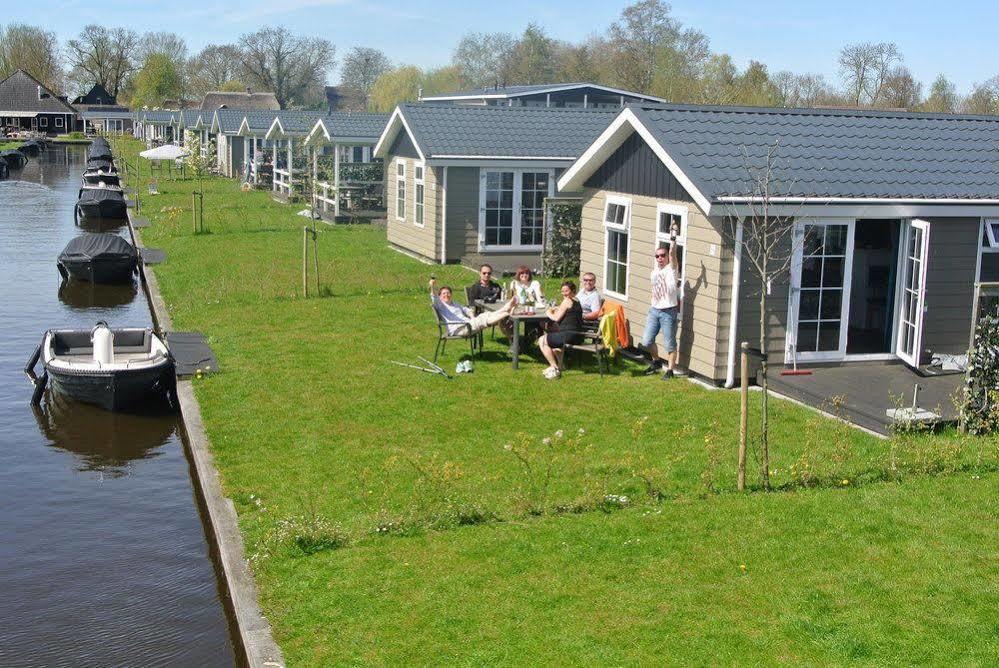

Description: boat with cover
[25,323,174,411]
[1,149,26,168]
[0,157,7,179]
[82,170,120,187]
[87,143,112,161]
[76,186,127,220]
[86,156,115,172]
[57,233,138,283]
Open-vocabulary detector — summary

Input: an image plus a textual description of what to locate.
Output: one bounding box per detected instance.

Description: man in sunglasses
[642,223,682,379]
[466,264,502,303]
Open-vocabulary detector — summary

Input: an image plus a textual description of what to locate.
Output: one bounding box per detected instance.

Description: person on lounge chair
[430,278,515,336]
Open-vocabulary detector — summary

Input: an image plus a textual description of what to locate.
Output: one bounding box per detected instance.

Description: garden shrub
[542,202,582,278]
[961,303,999,434]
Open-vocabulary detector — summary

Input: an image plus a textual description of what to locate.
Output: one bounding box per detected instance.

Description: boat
[1,149,26,168]
[0,157,7,180]
[20,140,41,156]
[76,186,127,220]
[87,143,112,161]
[86,157,115,172]
[25,323,174,411]
[57,233,138,283]
[82,170,120,187]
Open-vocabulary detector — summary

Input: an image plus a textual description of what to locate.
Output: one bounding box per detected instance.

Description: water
[0,145,236,666]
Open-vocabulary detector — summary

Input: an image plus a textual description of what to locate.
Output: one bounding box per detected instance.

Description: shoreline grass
[117,138,999,665]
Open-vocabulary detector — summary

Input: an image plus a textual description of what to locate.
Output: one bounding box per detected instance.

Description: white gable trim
[557,108,713,215]
[373,107,426,161]
[303,118,331,147]
[264,117,287,140]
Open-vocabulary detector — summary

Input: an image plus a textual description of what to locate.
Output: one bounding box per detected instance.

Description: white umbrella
[140,144,190,160]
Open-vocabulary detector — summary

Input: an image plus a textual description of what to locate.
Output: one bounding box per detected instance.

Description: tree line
[0,0,996,115]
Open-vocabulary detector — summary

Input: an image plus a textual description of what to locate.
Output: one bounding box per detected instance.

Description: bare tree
[772,72,841,108]
[723,142,805,490]
[838,41,901,107]
[339,46,390,96]
[188,44,242,96]
[881,66,922,109]
[0,23,62,91]
[238,27,335,108]
[451,31,516,88]
[65,25,139,98]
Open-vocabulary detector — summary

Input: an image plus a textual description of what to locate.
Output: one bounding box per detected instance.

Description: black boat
[0,157,7,180]
[87,144,113,161]
[1,149,26,168]
[86,157,115,172]
[76,186,127,220]
[20,140,41,156]
[25,323,174,412]
[82,170,120,187]
[57,233,138,283]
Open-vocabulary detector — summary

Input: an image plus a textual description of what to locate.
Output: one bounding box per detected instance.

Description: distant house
[72,83,133,134]
[0,69,78,135]
[325,86,366,112]
[134,110,178,143]
[419,82,665,109]
[200,90,280,111]
[211,109,250,178]
[374,103,617,269]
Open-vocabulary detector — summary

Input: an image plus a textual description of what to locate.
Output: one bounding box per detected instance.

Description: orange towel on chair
[597,300,630,349]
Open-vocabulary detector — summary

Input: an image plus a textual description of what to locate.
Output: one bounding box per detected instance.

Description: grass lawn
[116,138,998,665]
[0,141,22,151]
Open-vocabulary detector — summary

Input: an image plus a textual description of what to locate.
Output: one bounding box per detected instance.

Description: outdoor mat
[166,331,219,377]
[126,199,136,208]
[141,248,166,264]
[131,216,151,228]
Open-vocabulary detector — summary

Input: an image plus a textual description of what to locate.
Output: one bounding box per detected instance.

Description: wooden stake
[302,226,309,298]
[738,341,749,491]
[311,227,320,295]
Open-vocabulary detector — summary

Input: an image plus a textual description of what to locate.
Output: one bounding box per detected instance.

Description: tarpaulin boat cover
[86,157,114,170]
[58,233,137,264]
[77,188,125,206]
[88,145,112,160]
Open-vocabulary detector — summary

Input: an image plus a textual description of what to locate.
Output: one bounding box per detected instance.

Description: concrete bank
[125,204,285,668]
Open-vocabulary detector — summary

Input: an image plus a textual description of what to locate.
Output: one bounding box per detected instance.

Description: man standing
[578,272,603,322]
[641,223,682,379]
[466,264,502,303]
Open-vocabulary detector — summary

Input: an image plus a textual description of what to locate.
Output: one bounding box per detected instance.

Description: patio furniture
[467,289,499,345]
[560,331,607,377]
[432,305,478,365]
[479,300,548,370]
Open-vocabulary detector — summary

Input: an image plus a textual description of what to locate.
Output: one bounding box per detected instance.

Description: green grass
[0,141,22,151]
[117,138,999,665]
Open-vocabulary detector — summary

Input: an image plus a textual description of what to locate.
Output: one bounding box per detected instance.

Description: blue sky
[30,0,999,93]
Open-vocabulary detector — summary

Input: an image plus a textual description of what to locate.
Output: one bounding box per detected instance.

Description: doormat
[141,248,166,264]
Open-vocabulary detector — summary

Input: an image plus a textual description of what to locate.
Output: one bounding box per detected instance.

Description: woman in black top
[539,280,586,379]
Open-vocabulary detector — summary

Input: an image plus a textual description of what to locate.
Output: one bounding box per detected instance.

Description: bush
[541,202,582,278]
[961,303,999,434]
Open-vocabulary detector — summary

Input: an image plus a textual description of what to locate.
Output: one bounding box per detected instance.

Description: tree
[772,72,841,108]
[699,53,738,104]
[422,65,464,97]
[367,65,423,112]
[506,24,557,85]
[339,47,390,96]
[238,26,335,108]
[452,31,516,88]
[66,25,139,98]
[838,41,901,107]
[555,41,603,85]
[0,23,61,91]
[131,53,184,108]
[188,44,242,97]
[962,77,999,115]
[219,79,246,92]
[881,66,922,109]
[732,60,780,107]
[921,75,958,113]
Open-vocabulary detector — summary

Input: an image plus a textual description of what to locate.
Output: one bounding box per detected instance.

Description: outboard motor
[91,321,115,365]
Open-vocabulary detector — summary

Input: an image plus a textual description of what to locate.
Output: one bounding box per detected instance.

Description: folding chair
[433,305,479,364]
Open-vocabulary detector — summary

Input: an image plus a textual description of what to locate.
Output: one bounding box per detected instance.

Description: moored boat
[0,157,7,179]
[82,170,120,187]
[57,233,137,284]
[26,323,174,411]
[76,186,127,220]
[1,149,27,169]
[20,140,41,156]
[86,157,115,172]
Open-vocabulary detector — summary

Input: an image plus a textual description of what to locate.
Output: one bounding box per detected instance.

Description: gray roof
[201,91,279,111]
[397,104,617,159]
[0,70,77,115]
[313,111,389,139]
[212,109,245,134]
[179,109,203,126]
[631,104,999,201]
[272,110,327,135]
[139,110,176,124]
[422,82,664,102]
[240,109,282,133]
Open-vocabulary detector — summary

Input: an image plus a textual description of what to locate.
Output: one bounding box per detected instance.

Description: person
[578,272,603,322]
[430,278,515,336]
[642,223,683,379]
[466,264,502,303]
[509,265,544,305]
[538,281,586,379]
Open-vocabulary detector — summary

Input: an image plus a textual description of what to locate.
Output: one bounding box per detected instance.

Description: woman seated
[539,281,586,379]
[509,265,544,305]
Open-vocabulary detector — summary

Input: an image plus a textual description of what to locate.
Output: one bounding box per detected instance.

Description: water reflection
[58,279,138,310]
[31,393,174,478]
[75,215,127,233]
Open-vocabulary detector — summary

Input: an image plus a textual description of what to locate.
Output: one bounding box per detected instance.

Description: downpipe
[724,220,744,389]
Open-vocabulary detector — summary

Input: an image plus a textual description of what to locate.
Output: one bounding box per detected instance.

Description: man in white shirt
[430,278,515,336]
[578,272,603,323]
[641,224,682,379]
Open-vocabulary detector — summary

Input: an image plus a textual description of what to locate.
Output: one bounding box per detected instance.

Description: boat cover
[88,145,112,160]
[77,187,126,206]
[86,157,114,170]
[58,233,137,264]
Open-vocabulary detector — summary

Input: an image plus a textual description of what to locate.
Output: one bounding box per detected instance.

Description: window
[352,146,364,163]
[55,116,64,128]
[39,116,48,128]
[985,218,999,249]
[395,160,406,221]
[414,164,425,227]
[656,203,688,297]
[603,196,631,298]
[480,169,554,249]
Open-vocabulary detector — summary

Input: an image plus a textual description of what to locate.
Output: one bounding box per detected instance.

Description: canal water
[0,145,236,665]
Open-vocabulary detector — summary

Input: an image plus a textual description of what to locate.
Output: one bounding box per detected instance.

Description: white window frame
[414,163,425,227]
[602,195,632,301]
[655,203,689,300]
[54,116,64,128]
[39,116,48,128]
[395,159,406,222]
[984,218,999,249]
[477,168,555,252]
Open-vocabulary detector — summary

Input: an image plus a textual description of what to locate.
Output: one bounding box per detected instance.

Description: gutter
[440,166,448,264]
[724,219,744,388]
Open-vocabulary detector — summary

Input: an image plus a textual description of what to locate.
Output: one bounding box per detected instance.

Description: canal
[0,145,236,665]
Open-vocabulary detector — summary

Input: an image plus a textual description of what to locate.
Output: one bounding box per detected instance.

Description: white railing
[315,180,337,217]
[273,167,292,196]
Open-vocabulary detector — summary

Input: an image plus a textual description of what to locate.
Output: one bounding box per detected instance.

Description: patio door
[896,219,931,367]
[788,220,855,361]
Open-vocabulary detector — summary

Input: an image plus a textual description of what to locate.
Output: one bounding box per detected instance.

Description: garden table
[476,300,550,370]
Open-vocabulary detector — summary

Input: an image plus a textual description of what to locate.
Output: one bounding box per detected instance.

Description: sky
[24,0,999,93]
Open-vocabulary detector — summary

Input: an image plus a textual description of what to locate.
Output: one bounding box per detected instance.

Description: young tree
[238,27,335,108]
[921,75,958,113]
[506,24,558,85]
[188,44,242,96]
[339,47,391,96]
[66,25,139,98]
[0,23,62,91]
[422,65,464,97]
[962,78,999,115]
[131,53,184,108]
[451,31,515,88]
[367,65,423,112]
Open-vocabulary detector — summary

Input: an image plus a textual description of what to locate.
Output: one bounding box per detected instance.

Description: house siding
[444,166,479,263]
[579,188,726,379]
[584,131,694,203]
[385,154,439,261]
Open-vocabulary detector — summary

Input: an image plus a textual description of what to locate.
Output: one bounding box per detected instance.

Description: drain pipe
[440,166,448,264]
[724,219,744,388]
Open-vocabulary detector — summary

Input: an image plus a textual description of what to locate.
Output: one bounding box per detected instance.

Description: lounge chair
[433,305,479,364]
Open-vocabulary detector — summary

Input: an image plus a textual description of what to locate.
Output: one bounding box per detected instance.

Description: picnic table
[476,299,550,370]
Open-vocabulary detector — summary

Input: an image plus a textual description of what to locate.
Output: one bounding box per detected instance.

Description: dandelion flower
[555,430,564,438]
[542,437,552,445]
[841,479,850,486]
[578,428,585,435]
